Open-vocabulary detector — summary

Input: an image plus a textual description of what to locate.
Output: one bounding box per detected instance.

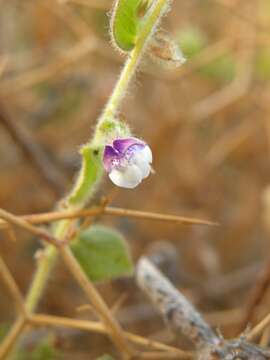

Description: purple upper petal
[103,145,119,172]
[103,137,147,173]
[113,137,145,154]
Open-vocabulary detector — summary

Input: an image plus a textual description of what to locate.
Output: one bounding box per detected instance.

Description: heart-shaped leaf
[71,225,133,282]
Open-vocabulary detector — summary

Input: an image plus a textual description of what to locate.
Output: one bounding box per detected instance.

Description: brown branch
[59,246,133,359]
[30,314,192,358]
[104,207,218,226]
[0,206,218,228]
[0,256,26,315]
[0,208,61,247]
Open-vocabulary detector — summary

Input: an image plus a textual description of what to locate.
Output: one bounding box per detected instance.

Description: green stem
[99,0,170,123]
[25,219,70,314]
[9,0,171,358]
[25,246,57,313]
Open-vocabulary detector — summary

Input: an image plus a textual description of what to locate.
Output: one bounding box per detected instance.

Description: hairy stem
[99,0,170,123]
[7,0,172,358]
[25,219,70,314]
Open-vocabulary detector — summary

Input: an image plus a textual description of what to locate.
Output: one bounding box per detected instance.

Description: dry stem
[136,257,220,349]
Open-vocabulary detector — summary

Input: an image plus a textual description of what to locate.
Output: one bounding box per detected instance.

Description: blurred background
[1,0,270,358]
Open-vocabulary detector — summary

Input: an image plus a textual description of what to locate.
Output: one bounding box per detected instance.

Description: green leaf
[111,0,144,51]
[71,225,133,282]
[67,145,104,207]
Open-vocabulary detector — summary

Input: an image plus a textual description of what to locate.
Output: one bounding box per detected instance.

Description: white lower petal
[141,145,152,163]
[132,146,152,179]
[109,165,142,189]
[138,159,151,178]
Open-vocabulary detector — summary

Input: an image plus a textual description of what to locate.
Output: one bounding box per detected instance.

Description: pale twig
[136,257,220,349]
[29,314,192,358]
[0,206,218,228]
[200,339,270,359]
[59,246,133,359]
[137,259,270,358]
[0,208,60,247]
[111,293,129,316]
[76,303,96,314]
[0,256,26,315]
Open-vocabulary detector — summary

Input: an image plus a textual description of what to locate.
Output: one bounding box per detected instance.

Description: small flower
[103,137,153,189]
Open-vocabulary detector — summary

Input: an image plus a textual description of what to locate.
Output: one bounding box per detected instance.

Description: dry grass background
[1,0,270,358]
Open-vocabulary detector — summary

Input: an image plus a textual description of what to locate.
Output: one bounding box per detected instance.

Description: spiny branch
[0,206,218,228]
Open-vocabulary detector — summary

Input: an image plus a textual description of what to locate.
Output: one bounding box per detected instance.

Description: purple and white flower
[103,137,153,189]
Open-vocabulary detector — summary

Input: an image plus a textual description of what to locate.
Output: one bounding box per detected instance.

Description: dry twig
[0,206,218,228]
[59,246,133,359]
[0,208,60,247]
[136,257,220,349]
[0,256,26,315]
[30,314,192,358]
[136,257,270,359]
